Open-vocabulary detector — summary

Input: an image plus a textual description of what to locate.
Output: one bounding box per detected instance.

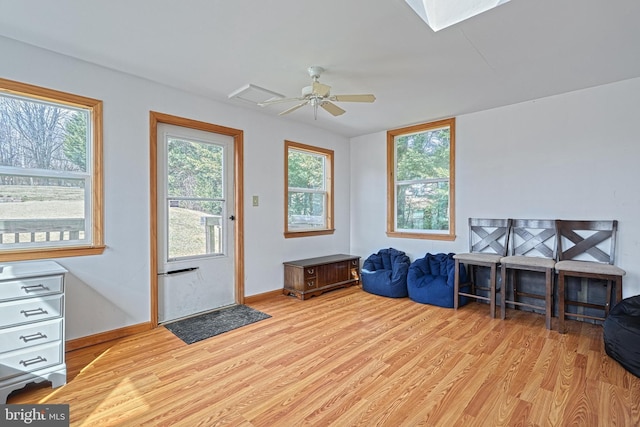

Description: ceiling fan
[258,66,376,119]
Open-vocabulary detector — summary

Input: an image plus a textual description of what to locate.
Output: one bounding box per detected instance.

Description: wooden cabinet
[0,260,67,403]
[283,254,360,300]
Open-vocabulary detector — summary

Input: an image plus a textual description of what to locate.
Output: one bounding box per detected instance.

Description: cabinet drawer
[0,275,63,302]
[304,267,317,279]
[0,318,63,353]
[0,341,63,379]
[305,278,317,290]
[0,294,63,329]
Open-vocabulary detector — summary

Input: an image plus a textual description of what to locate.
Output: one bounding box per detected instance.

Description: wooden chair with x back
[454,218,512,318]
[555,220,625,333]
[500,219,557,330]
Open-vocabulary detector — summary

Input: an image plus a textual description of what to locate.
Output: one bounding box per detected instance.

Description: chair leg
[558,271,566,334]
[615,276,623,306]
[454,259,460,310]
[469,264,476,294]
[545,268,552,330]
[489,264,497,319]
[511,269,518,310]
[500,264,507,320]
[605,280,612,317]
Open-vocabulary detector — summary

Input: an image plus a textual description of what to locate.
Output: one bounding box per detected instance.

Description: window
[405,0,511,32]
[0,78,104,261]
[387,118,455,240]
[285,140,334,238]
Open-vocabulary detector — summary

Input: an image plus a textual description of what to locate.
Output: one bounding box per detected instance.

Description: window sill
[0,245,107,262]
[386,231,455,241]
[284,229,335,239]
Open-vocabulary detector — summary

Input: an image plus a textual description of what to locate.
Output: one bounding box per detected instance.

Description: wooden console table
[283,254,360,300]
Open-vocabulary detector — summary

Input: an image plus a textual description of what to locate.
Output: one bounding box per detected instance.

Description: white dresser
[0,260,67,403]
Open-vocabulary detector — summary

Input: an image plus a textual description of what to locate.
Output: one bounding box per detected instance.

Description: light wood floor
[8,286,640,426]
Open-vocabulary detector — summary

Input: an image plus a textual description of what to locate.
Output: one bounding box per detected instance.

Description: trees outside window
[0,78,103,261]
[285,140,334,238]
[387,118,455,240]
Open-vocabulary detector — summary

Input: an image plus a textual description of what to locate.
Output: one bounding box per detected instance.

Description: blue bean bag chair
[407,253,469,308]
[361,248,411,298]
[604,295,640,378]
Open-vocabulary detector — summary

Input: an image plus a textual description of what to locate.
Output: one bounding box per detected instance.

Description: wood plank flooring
[8,286,640,426]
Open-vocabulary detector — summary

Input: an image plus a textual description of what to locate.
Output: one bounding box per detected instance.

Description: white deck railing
[0,218,85,244]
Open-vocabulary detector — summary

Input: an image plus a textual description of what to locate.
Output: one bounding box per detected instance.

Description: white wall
[350,76,640,298]
[1,36,351,340]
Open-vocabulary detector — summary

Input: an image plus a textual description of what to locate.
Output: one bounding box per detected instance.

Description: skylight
[405,0,511,32]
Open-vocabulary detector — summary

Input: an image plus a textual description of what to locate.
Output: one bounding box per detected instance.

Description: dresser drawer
[0,294,63,329]
[0,318,63,353]
[0,341,63,379]
[0,274,64,302]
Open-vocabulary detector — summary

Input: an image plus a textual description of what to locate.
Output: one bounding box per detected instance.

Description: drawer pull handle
[20,356,47,367]
[20,308,49,317]
[21,284,50,292]
[20,332,48,342]
[307,281,315,288]
[307,269,314,274]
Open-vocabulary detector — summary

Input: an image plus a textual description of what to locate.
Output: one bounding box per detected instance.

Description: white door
[157,123,235,323]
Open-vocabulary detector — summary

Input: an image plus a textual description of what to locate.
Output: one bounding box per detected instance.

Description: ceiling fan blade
[312,81,331,97]
[279,101,308,115]
[330,94,376,103]
[258,97,304,107]
[320,101,346,116]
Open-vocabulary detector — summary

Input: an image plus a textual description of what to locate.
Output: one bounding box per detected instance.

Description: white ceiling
[1,0,639,138]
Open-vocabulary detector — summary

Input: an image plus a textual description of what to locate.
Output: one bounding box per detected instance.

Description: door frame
[149,111,244,328]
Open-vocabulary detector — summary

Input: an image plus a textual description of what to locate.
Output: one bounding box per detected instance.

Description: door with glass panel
[157,123,234,323]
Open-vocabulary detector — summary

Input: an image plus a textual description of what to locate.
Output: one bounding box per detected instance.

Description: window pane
[396,181,449,231]
[0,96,88,172]
[395,126,451,233]
[167,138,223,199]
[287,191,327,230]
[0,175,86,245]
[396,127,450,181]
[0,92,92,249]
[288,149,325,190]
[168,200,223,259]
